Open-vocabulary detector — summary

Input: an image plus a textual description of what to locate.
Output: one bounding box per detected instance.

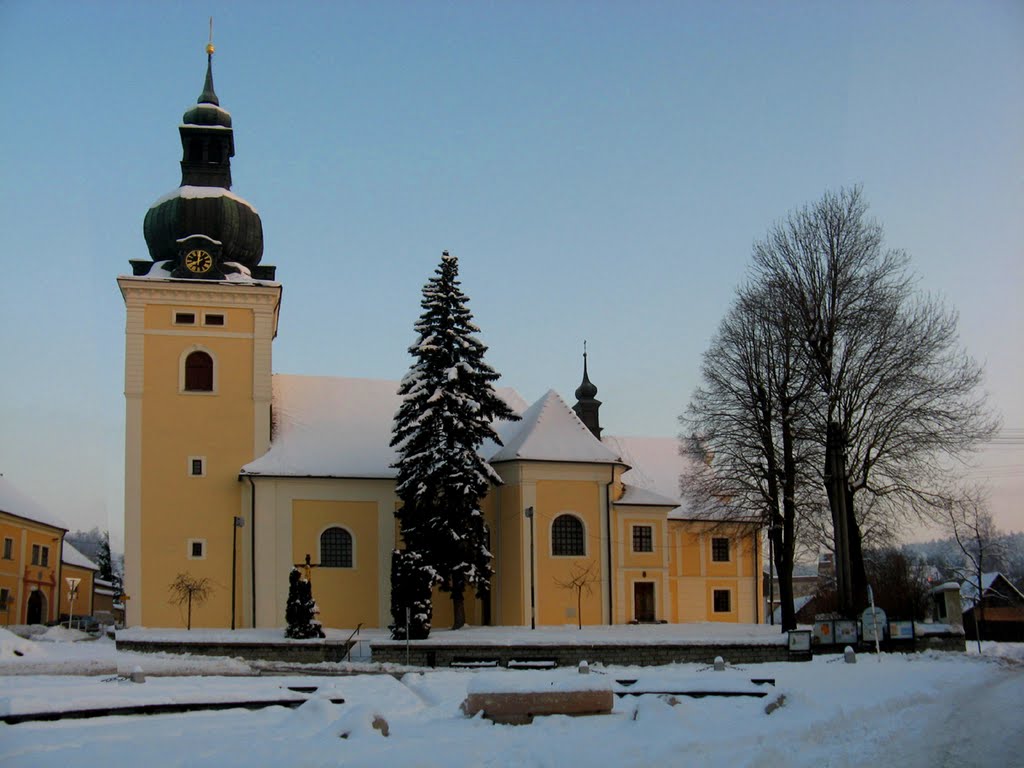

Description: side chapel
[119,47,762,631]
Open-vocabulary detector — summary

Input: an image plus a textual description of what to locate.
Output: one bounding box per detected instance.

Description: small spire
[198,19,220,106]
[575,340,598,401]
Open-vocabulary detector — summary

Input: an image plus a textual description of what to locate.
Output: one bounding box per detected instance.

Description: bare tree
[748,186,996,615]
[682,284,817,631]
[168,572,214,630]
[554,562,601,629]
[946,489,1002,652]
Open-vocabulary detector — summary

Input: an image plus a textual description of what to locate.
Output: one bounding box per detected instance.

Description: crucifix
[294,553,321,582]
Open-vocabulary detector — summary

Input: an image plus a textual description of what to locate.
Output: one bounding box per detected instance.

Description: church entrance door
[26,589,46,625]
[634,582,655,622]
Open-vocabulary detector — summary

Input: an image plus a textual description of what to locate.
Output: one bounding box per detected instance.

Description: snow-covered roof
[125,260,279,286]
[605,436,690,512]
[0,476,68,531]
[242,374,528,478]
[961,572,1024,609]
[770,594,815,624]
[150,185,258,214]
[62,542,99,571]
[489,390,622,464]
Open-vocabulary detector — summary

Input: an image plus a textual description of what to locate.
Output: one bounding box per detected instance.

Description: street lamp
[231,515,245,630]
[768,520,779,626]
[525,506,536,630]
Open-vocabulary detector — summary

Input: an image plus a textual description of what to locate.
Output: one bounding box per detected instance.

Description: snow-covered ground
[1,627,1022,767]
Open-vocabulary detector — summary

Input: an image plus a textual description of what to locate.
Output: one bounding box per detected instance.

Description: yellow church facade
[120,50,761,632]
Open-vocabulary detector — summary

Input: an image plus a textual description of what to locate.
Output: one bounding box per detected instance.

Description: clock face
[184,249,213,274]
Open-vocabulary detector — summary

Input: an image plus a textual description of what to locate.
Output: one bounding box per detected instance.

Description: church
[119,46,763,632]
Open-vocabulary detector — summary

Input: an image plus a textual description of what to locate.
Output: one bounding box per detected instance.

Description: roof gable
[63,541,99,571]
[489,390,622,464]
[242,374,528,478]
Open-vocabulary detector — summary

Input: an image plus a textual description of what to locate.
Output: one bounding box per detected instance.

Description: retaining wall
[116,638,354,663]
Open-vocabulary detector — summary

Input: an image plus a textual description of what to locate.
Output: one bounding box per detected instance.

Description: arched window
[320,527,353,568]
[184,351,214,391]
[551,514,585,557]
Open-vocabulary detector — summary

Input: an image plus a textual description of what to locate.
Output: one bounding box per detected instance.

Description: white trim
[178,345,218,394]
[316,524,357,569]
[187,539,207,560]
[549,512,587,558]
[147,329,254,339]
[187,456,207,477]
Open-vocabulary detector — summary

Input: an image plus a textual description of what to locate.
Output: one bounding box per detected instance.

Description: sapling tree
[168,572,213,630]
[554,561,601,629]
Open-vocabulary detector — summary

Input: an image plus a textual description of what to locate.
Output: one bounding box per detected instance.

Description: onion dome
[575,357,599,400]
[137,42,268,278]
[572,343,603,439]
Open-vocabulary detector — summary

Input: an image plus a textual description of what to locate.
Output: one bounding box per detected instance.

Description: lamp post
[231,516,245,630]
[768,521,779,626]
[525,506,536,630]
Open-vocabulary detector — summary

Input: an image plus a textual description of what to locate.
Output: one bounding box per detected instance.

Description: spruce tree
[389,549,436,640]
[390,251,520,630]
[96,531,114,583]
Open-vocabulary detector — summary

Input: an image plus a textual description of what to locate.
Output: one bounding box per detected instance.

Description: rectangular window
[713,589,731,613]
[174,311,196,325]
[2,537,12,559]
[712,537,730,562]
[188,539,206,559]
[632,525,653,553]
[0,587,9,609]
[203,313,225,326]
[41,546,49,567]
[31,544,40,565]
[189,457,206,477]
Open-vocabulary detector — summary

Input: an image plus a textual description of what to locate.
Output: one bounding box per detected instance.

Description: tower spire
[573,340,602,438]
[198,18,220,106]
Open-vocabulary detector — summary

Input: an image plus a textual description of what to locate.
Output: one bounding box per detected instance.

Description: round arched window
[551,514,585,556]
[320,527,353,568]
[184,351,213,391]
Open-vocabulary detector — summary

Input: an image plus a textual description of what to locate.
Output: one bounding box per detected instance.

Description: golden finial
[205,17,215,55]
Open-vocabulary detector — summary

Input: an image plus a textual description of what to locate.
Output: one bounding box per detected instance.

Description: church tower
[118,42,280,628]
[572,344,603,439]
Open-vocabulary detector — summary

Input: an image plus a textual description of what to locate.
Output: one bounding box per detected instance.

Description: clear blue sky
[1,1,1021,549]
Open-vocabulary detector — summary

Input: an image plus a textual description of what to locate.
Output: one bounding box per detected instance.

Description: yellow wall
[138,302,255,628]
[534,479,604,626]
[666,521,762,623]
[0,513,64,625]
[291,500,379,630]
[494,483,523,626]
[614,510,670,623]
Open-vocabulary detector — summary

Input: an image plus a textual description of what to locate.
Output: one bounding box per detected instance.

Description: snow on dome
[149,185,259,215]
[62,541,99,571]
[0,475,68,531]
[242,375,526,478]
[489,390,622,464]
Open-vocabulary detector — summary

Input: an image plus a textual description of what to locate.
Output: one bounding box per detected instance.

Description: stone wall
[370,642,793,668]
[116,639,353,663]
